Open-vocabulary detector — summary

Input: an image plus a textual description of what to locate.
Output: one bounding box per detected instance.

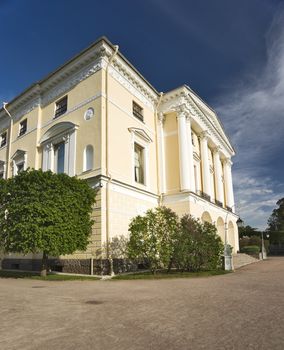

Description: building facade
[0,37,239,272]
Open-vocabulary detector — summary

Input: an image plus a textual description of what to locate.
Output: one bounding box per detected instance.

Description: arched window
[84,145,93,171]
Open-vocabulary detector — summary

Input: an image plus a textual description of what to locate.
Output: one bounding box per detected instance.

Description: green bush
[127,208,224,274]
[241,245,260,254]
[127,206,179,274]
[174,215,224,271]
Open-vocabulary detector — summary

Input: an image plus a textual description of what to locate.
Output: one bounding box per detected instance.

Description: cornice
[110,56,158,110]
[0,39,159,122]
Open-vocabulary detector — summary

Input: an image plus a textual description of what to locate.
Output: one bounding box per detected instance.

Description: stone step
[232,253,259,270]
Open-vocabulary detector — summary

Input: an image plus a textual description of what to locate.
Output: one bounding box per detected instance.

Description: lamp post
[261,232,269,260]
[224,210,243,271]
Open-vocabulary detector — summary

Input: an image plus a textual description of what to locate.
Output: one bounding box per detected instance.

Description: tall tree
[238,225,261,238]
[267,198,284,244]
[0,169,96,276]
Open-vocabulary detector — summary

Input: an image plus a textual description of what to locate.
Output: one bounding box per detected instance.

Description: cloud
[214,6,284,230]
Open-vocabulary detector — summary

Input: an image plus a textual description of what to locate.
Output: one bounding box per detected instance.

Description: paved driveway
[0,257,284,350]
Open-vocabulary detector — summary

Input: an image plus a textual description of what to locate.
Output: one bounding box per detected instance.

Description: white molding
[108,63,157,111]
[109,181,158,204]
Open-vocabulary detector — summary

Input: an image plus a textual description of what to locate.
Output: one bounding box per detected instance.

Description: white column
[200,132,212,198]
[213,148,224,205]
[186,116,196,192]
[63,134,71,175]
[177,109,190,191]
[223,158,235,211]
[158,113,166,194]
[46,144,54,172]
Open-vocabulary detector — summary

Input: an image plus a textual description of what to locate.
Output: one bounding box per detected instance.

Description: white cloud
[214,7,284,230]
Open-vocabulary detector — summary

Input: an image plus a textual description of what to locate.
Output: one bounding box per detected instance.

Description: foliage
[127,208,224,274]
[0,169,96,275]
[103,235,129,259]
[267,198,284,245]
[174,215,224,272]
[127,206,179,273]
[240,245,260,255]
[238,225,261,238]
[239,235,269,252]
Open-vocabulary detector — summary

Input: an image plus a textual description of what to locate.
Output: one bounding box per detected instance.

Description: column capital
[158,112,165,124]
[185,115,193,124]
[213,146,221,155]
[224,158,233,166]
[174,104,189,118]
[199,130,210,140]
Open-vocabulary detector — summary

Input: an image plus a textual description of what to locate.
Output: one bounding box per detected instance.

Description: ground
[0,257,284,350]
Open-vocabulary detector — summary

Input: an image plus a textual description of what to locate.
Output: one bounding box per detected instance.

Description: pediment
[11,149,26,160]
[128,127,152,143]
[40,122,78,144]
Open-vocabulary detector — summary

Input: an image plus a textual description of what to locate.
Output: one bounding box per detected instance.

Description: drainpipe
[154,92,163,206]
[105,44,119,273]
[3,102,13,179]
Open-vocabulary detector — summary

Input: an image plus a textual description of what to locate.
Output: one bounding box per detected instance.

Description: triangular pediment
[11,149,26,160]
[128,127,152,143]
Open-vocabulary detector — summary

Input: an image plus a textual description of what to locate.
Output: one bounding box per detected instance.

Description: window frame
[41,122,77,177]
[134,142,145,185]
[54,95,68,119]
[132,101,144,122]
[0,132,7,147]
[19,119,27,137]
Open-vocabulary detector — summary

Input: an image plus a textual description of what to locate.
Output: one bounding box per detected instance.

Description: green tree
[127,206,179,274]
[0,169,96,276]
[174,215,224,271]
[267,198,284,245]
[238,225,261,238]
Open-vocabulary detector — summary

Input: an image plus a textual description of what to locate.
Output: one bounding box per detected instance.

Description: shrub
[127,207,179,274]
[174,215,224,271]
[241,245,260,255]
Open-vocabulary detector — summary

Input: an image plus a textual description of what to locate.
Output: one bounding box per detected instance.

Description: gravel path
[0,257,283,350]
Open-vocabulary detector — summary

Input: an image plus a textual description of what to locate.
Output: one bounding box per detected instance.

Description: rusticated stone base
[1,258,145,275]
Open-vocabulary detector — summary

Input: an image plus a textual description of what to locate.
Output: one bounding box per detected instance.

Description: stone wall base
[1,258,144,275]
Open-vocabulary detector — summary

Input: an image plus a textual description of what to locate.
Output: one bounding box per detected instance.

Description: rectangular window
[134,143,145,184]
[19,119,27,137]
[55,96,68,118]
[132,101,143,121]
[54,142,65,174]
[1,132,7,147]
[17,163,24,174]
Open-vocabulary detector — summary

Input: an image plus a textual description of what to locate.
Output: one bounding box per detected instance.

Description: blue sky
[0,0,283,229]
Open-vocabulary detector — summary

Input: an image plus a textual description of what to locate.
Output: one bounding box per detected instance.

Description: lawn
[0,269,229,281]
[111,269,229,280]
[0,270,100,281]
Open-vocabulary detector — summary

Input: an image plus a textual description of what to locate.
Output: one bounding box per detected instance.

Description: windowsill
[17,133,27,140]
[134,181,147,189]
[133,114,145,124]
[53,112,67,120]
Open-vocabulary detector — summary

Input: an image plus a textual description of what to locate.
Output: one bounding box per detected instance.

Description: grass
[111,269,230,280]
[0,269,230,281]
[0,270,100,281]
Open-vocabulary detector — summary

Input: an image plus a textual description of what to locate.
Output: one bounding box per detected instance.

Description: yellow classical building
[0,37,239,272]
